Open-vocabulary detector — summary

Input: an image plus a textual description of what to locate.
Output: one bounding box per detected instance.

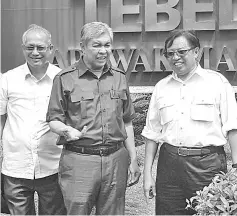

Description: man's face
[81,33,112,71]
[22,31,52,69]
[165,36,199,79]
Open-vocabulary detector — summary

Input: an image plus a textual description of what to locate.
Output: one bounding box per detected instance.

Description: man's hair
[164,29,200,53]
[22,24,52,45]
[80,22,113,45]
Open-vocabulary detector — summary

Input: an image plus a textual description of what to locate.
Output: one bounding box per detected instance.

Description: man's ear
[21,44,25,51]
[48,44,54,52]
[194,47,199,55]
[194,47,201,62]
[80,42,85,53]
[49,44,54,50]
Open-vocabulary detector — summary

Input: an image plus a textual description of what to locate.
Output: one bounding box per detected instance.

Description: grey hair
[80,22,113,45]
[22,24,52,45]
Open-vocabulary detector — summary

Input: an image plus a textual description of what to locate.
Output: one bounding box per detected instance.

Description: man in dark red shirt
[46,21,141,215]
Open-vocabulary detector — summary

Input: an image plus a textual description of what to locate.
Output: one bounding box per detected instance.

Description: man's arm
[0,114,7,139]
[143,138,158,203]
[49,120,87,142]
[124,121,141,187]
[228,129,237,164]
[0,114,7,168]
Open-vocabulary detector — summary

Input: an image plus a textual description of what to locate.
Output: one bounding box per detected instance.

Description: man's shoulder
[3,64,25,77]
[56,64,77,77]
[49,63,61,72]
[157,74,172,85]
[201,68,229,83]
[111,66,126,75]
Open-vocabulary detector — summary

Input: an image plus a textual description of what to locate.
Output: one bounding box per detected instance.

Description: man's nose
[99,46,107,53]
[172,52,180,59]
[32,47,39,55]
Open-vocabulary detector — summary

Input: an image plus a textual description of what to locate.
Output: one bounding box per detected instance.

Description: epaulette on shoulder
[111,66,125,75]
[205,69,229,83]
[57,64,77,76]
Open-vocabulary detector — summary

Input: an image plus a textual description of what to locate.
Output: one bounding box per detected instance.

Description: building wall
[2,0,237,86]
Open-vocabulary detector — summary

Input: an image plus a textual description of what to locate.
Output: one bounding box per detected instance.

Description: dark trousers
[3,173,67,215]
[1,174,10,214]
[59,146,129,215]
[156,143,227,215]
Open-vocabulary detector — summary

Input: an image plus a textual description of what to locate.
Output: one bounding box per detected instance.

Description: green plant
[186,169,237,215]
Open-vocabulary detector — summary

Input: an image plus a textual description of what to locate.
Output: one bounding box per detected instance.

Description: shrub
[186,169,237,215]
[131,93,151,146]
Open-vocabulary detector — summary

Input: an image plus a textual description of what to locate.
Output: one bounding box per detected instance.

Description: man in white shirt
[0,24,66,215]
[142,30,237,215]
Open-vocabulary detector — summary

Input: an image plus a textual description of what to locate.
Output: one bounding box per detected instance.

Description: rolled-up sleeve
[123,83,135,123]
[0,73,8,115]
[220,81,237,137]
[141,85,162,143]
[46,75,67,123]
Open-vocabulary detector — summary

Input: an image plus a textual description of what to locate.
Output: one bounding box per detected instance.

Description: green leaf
[220,196,229,208]
[216,204,225,212]
[230,204,237,212]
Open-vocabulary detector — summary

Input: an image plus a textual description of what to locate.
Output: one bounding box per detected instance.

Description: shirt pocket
[191,96,215,122]
[158,98,175,125]
[71,91,94,119]
[110,90,127,116]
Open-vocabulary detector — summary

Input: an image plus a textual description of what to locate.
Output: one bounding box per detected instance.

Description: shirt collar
[193,64,207,78]
[77,57,112,78]
[24,62,54,80]
[171,63,200,83]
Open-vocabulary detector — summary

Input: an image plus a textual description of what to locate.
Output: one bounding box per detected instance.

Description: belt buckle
[99,149,104,156]
[178,147,189,156]
[99,148,109,156]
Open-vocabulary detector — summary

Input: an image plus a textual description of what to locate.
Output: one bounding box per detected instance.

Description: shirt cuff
[222,121,237,137]
[123,112,136,124]
[141,126,160,143]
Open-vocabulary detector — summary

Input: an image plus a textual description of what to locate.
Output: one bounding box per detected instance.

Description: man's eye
[167,52,174,56]
[93,44,100,48]
[178,50,187,55]
[37,47,45,51]
[26,47,34,51]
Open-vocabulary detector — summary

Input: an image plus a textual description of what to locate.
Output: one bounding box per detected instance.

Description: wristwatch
[232,163,237,168]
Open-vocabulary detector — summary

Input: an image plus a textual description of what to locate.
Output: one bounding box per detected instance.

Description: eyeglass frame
[163,47,196,58]
[22,44,52,53]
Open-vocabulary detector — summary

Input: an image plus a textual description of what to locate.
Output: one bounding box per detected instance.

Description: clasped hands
[62,125,87,141]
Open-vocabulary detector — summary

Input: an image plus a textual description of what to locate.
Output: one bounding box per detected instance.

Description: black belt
[64,142,123,156]
[164,143,224,156]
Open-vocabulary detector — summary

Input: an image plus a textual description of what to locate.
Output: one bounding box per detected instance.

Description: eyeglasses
[23,45,50,53]
[164,47,195,58]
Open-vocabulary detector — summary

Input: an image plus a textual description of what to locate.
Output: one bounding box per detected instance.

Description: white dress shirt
[0,63,62,179]
[142,64,237,147]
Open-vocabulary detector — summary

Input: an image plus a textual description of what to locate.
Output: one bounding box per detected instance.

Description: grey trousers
[59,146,129,215]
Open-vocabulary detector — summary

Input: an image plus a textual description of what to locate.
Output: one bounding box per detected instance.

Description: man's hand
[127,159,141,187]
[62,126,87,141]
[143,173,156,204]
